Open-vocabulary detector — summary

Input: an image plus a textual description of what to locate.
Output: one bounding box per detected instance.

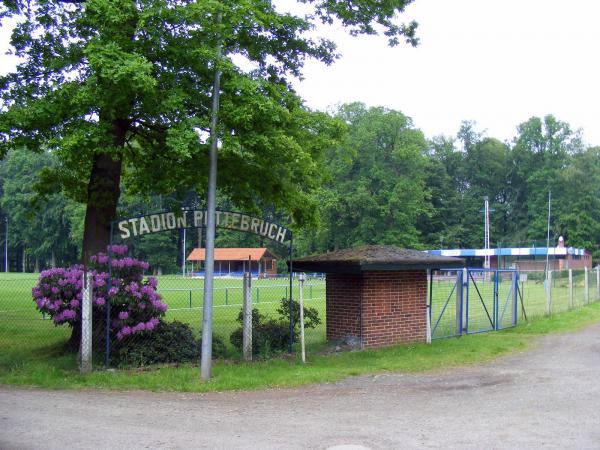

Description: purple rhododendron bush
[32,245,168,360]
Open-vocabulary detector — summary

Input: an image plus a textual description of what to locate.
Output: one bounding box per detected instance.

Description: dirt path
[2,323,600,450]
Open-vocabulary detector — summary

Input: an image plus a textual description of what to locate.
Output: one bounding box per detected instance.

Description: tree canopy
[0,0,418,262]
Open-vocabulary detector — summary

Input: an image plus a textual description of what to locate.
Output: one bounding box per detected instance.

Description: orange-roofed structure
[187,248,278,277]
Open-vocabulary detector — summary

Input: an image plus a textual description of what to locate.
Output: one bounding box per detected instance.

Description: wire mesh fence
[0,271,327,369]
[429,267,599,340]
[2,265,599,370]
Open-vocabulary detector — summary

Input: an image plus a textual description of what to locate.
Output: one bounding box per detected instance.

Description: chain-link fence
[0,271,327,370]
[430,267,599,340]
[3,266,599,371]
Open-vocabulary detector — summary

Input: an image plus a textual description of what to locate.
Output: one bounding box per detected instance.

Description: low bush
[114,320,227,367]
[230,298,321,357]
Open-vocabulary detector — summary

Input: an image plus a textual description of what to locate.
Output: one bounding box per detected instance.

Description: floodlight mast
[200,11,222,381]
[484,196,490,270]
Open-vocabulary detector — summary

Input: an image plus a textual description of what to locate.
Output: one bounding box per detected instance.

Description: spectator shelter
[426,236,591,271]
[187,247,278,277]
[293,245,462,349]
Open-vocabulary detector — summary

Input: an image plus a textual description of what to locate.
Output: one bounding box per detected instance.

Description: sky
[1,0,600,146]
[289,0,600,146]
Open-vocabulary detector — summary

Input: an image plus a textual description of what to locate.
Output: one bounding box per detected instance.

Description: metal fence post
[298,272,306,363]
[596,266,600,301]
[545,270,552,315]
[512,271,518,326]
[568,269,574,309]
[455,270,463,336]
[585,267,589,304]
[462,268,468,333]
[225,287,228,305]
[189,290,192,309]
[80,272,93,373]
[242,272,252,361]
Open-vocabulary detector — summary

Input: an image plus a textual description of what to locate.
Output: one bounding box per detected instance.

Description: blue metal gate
[430,268,518,339]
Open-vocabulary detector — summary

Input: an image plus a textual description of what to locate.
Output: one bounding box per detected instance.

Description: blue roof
[426,247,587,258]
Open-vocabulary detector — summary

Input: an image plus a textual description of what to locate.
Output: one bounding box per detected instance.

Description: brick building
[293,246,462,349]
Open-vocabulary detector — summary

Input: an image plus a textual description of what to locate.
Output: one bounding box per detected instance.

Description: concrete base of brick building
[326,270,428,349]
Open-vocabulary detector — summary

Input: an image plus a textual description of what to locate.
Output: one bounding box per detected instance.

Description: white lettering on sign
[116,210,290,243]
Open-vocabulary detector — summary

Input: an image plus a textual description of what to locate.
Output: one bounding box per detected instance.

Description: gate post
[585,267,590,304]
[462,268,468,333]
[455,270,463,336]
[493,270,499,330]
[80,272,93,373]
[568,269,574,308]
[545,270,552,315]
[596,266,600,301]
[298,272,306,362]
[242,272,252,361]
[512,271,518,326]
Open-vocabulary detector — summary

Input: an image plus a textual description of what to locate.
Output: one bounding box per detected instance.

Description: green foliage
[0,0,417,258]
[230,298,320,357]
[114,320,226,367]
[302,103,431,253]
[0,150,79,269]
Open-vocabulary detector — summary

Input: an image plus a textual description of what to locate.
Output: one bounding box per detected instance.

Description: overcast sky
[2,0,599,146]
[291,0,600,146]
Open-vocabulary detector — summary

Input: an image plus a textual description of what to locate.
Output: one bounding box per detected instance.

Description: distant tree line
[1,102,599,273]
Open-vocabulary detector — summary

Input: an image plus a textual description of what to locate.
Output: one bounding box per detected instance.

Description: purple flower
[121,326,132,336]
[63,309,77,320]
[118,311,129,320]
[147,277,158,288]
[94,297,106,306]
[108,287,119,296]
[109,244,128,255]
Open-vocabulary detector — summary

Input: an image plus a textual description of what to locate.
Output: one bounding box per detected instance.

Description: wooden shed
[293,245,462,348]
[187,247,278,277]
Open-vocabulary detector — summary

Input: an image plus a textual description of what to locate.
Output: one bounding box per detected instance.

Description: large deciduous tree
[0,0,418,263]
[314,103,431,251]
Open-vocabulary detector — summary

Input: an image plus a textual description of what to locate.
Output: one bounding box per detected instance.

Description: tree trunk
[34,257,39,273]
[81,120,127,265]
[75,119,127,351]
[50,250,56,268]
[22,247,26,272]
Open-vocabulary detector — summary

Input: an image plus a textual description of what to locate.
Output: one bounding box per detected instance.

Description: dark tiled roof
[292,245,464,273]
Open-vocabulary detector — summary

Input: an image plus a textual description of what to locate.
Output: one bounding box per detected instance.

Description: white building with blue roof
[426,236,591,271]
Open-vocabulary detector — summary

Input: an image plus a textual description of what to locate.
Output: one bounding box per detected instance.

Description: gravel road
[2,322,600,450]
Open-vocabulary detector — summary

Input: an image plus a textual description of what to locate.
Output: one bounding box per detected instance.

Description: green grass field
[1,269,598,379]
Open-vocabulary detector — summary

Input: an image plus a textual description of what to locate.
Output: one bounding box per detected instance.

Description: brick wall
[326,273,362,341]
[326,270,428,349]
[361,270,427,348]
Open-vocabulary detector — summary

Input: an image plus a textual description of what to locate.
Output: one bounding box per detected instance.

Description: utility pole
[483,196,491,270]
[182,226,186,277]
[200,11,222,381]
[545,191,552,278]
[4,217,7,273]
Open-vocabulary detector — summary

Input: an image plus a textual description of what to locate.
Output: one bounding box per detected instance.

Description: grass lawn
[1,270,598,392]
[1,298,600,392]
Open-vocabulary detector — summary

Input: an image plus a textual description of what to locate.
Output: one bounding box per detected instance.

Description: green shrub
[114,320,226,367]
[230,298,321,357]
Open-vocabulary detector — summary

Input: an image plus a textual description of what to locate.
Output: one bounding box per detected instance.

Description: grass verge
[2,302,600,392]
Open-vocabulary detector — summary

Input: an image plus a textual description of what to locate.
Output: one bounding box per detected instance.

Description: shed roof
[292,245,463,273]
[187,248,278,262]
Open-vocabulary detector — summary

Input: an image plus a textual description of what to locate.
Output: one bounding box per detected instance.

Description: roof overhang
[291,246,464,274]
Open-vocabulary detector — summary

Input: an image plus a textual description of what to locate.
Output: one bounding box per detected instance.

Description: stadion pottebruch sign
[116,209,292,244]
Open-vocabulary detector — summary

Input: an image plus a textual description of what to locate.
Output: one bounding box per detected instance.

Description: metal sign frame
[104,209,294,367]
